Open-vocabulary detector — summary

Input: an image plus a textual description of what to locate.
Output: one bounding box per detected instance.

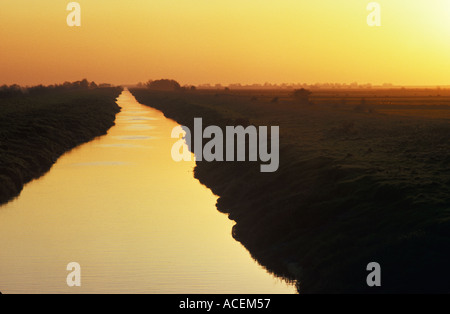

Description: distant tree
[180,85,196,92]
[89,81,98,89]
[80,79,89,89]
[63,81,72,89]
[9,84,22,93]
[0,84,23,98]
[146,79,181,91]
[28,84,46,94]
[293,88,312,104]
[72,81,82,89]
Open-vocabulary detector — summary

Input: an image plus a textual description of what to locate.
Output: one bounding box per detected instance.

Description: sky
[0,0,449,86]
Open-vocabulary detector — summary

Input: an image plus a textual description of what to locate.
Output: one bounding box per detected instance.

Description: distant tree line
[195,82,378,90]
[0,79,113,98]
[142,79,196,92]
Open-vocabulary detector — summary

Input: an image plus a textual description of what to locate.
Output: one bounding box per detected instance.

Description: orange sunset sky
[0,0,449,86]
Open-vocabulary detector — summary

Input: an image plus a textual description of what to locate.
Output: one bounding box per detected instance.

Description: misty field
[131,87,450,293]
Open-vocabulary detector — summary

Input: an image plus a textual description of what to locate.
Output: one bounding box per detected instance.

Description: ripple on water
[113,135,156,140]
[120,116,158,121]
[95,143,146,148]
[69,161,131,167]
[125,125,156,131]
[121,111,152,115]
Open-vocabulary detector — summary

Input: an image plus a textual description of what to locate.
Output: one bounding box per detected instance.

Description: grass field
[131,87,450,293]
[0,87,122,205]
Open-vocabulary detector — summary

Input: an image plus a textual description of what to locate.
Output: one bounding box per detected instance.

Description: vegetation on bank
[0,83,122,205]
[130,87,450,293]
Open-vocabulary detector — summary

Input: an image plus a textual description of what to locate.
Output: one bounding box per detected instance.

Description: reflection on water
[69,161,132,167]
[96,144,145,148]
[0,90,296,294]
[125,125,156,131]
[113,135,156,140]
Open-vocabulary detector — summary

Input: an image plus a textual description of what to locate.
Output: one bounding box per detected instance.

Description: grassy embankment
[0,87,122,205]
[131,88,450,293]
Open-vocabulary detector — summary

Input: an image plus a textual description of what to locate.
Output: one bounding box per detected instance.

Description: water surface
[0,90,295,294]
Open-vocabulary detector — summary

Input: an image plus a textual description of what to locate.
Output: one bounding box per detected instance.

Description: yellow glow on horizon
[0,0,449,86]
